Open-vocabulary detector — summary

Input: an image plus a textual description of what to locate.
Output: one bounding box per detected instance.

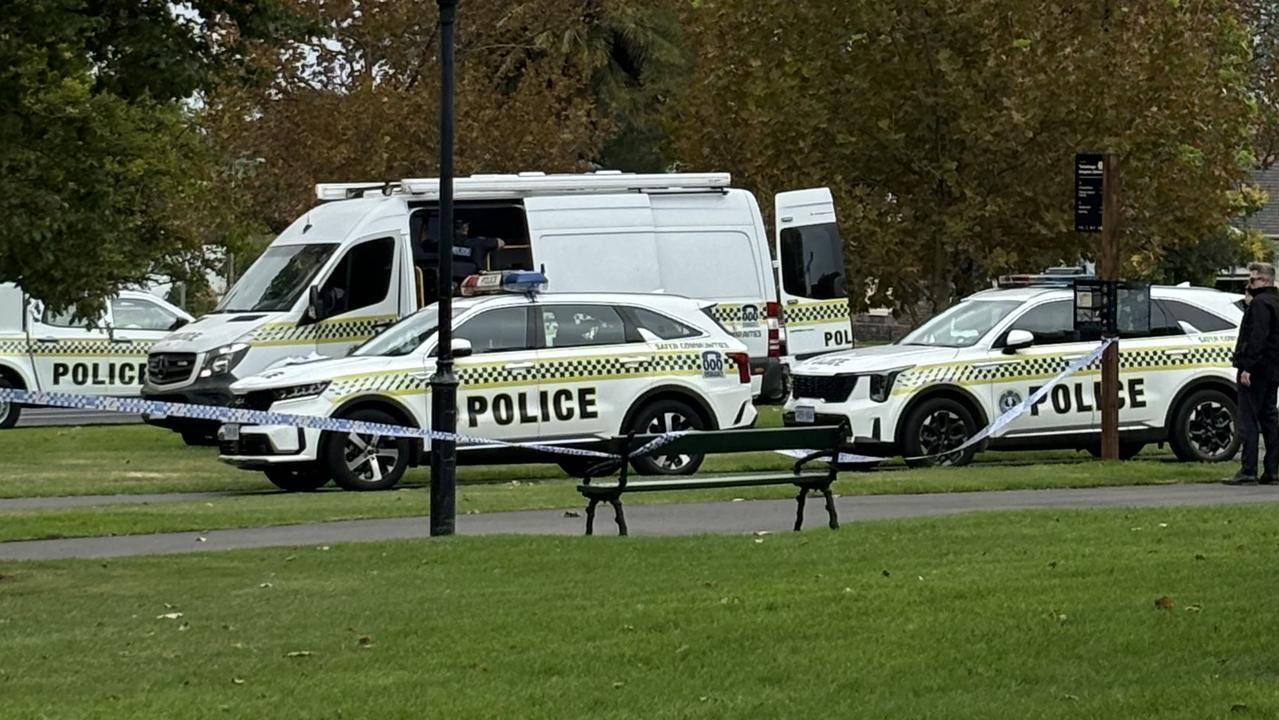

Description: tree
[667,0,1258,317]
[202,0,691,232]
[0,0,305,318]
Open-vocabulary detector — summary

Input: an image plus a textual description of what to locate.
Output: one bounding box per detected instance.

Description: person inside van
[450,219,505,284]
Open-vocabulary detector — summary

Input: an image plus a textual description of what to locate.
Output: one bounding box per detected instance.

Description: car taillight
[729,352,751,384]
[766,301,782,358]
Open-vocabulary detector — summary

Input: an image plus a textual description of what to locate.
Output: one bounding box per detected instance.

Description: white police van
[217,272,758,491]
[0,283,193,428]
[784,280,1244,466]
[142,172,852,444]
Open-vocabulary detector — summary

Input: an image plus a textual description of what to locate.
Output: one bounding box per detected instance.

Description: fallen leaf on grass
[317,546,330,552]
[612,681,624,689]
[157,613,183,620]
[1195,554,1207,561]
[258,583,272,589]
[753,538,765,544]
[358,636,374,648]
[1185,604,1203,612]
[231,678,245,685]
[882,570,891,577]
[285,651,313,658]
[195,537,207,543]
[1231,703,1248,713]
[1155,596,1175,610]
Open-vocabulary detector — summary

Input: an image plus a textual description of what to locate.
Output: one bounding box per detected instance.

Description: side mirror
[169,317,190,331]
[452,338,473,358]
[304,286,321,324]
[1003,329,1035,354]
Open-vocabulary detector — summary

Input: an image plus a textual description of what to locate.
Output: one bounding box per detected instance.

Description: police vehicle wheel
[0,377,19,430]
[901,398,978,468]
[325,409,411,491]
[1170,389,1239,463]
[264,465,330,492]
[629,399,706,475]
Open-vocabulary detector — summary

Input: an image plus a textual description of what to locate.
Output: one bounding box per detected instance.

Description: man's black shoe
[1225,472,1259,485]
[1261,475,1278,485]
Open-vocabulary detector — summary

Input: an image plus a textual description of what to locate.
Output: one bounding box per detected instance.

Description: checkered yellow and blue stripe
[326,350,738,401]
[891,342,1234,395]
[782,299,851,327]
[0,339,155,357]
[248,315,395,347]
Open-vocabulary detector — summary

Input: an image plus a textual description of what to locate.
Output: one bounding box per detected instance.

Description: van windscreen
[779,223,846,300]
[217,244,337,313]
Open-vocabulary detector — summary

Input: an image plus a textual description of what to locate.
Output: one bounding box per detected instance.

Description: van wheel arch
[1163,377,1237,440]
[330,395,424,464]
[0,364,27,430]
[621,387,717,435]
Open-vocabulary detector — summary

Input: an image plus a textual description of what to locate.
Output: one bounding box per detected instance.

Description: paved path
[2,483,1276,561]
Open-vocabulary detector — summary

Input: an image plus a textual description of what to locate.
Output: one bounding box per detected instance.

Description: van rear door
[774,188,853,359]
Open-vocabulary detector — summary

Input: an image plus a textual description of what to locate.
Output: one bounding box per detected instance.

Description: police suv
[0,284,193,428]
[784,280,1244,466]
[217,273,757,492]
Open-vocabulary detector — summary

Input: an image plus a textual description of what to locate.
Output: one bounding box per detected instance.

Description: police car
[217,272,757,491]
[784,281,1244,466]
[0,284,194,428]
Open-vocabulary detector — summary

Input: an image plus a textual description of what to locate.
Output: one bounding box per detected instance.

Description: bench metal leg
[793,488,807,532]
[822,487,839,530]
[609,499,628,536]
[585,498,599,536]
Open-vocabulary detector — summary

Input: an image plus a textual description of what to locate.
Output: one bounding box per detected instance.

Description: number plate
[794,405,816,424]
[222,423,241,441]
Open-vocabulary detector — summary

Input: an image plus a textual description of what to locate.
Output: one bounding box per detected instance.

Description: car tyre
[627,398,707,476]
[324,408,412,491]
[264,465,331,492]
[0,376,20,430]
[1169,389,1239,462]
[901,397,979,468]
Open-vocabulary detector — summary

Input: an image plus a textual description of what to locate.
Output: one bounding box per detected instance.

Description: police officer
[450,219,505,284]
[1228,261,1279,484]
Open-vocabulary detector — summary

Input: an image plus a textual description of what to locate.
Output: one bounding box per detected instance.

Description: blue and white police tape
[0,388,690,461]
[778,337,1118,465]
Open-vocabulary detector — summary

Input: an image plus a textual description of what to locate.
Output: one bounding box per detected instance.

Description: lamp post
[429,0,458,536]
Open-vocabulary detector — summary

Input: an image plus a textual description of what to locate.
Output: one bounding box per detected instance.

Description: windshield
[898,299,1022,348]
[351,306,441,357]
[779,222,846,299]
[216,244,337,313]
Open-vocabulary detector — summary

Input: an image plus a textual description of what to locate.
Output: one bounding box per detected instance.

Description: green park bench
[573,425,847,536]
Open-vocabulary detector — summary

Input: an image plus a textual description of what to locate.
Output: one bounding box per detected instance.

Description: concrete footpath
[2,483,1276,562]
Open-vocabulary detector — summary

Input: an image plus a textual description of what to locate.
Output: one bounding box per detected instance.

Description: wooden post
[1098,152,1120,460]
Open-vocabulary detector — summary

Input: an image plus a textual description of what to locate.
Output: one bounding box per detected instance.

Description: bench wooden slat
[612,426,844,457]
[578,470,829,495]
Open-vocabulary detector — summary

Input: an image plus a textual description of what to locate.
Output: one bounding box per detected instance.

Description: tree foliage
[668,0,1259,316]
[205,0,690,233]
[0,0,303,317]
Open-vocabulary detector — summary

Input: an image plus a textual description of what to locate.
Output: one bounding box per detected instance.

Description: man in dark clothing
[1228,261,1279,484]
[450,220,505,283]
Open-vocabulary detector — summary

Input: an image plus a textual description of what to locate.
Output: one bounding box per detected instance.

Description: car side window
[1007,300,1077,345]
[315,237,395,321]
[624,307,701,340]
[540,304,628,348]
[1161,299,1235,333]
[455,307,529,354]
[111,297,180,331]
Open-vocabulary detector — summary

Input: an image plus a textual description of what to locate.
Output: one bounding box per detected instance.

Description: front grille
[792,374,857,403]
[220,435,275,457]
[147,353,197,385]
[232,391,275,411]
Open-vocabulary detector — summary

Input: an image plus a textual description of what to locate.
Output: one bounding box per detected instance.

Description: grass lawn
[0,410,1244,542]
[3,504,1278,719]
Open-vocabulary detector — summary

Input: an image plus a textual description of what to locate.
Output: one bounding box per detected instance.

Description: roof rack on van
[398,172,732,198]
[314,182,402,201]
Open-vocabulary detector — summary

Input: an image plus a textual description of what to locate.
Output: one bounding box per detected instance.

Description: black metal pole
[429,0,458,536]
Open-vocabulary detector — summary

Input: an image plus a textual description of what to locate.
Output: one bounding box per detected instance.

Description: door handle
[973,361,1015,369]
[1164,349,1190,357]
[111,337,133,344]
[620,356,651,365]
[36,337,58,344]
[409,371,431,380]
[789,328,815,334]
[503,361,534,371]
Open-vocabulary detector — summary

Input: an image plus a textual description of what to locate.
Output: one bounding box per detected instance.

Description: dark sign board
[1075,153,1104,233]
[1074,279,1150,337]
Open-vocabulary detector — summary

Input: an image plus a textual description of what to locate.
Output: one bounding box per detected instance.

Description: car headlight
[200,343,251,378]
[271,382,330,402]
[867,367,912,403]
